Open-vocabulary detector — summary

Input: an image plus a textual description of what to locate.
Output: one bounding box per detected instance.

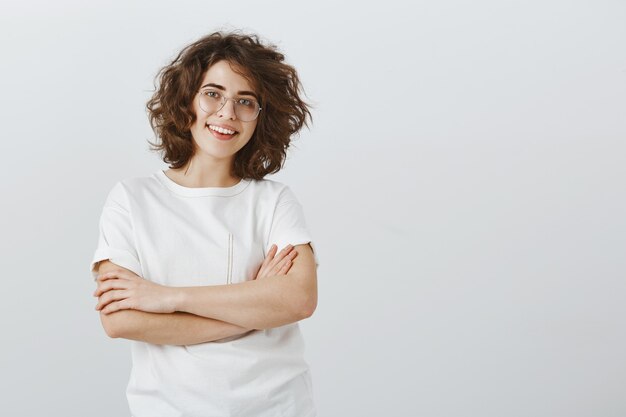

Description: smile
[207,124,237,135]
[206,124,238,141]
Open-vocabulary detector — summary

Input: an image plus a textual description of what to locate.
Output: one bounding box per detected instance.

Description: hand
[254,244,298,280]
[93,269,178,315]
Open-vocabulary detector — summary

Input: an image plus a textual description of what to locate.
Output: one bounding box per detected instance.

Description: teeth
[208,124,236,135]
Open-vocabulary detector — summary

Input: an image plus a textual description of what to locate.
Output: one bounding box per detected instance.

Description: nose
[216,98,237,120]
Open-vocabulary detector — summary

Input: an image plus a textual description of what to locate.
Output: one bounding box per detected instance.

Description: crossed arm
[93,243,317,345]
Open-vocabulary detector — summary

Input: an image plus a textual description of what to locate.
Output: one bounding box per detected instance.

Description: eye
[202,90,220,99]
[237,98,254,107]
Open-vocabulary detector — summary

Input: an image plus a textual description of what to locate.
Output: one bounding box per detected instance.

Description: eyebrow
[200,83,259,101]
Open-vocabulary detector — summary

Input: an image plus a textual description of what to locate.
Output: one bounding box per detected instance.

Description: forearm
[101,310,253,345]
[174,275,308,330]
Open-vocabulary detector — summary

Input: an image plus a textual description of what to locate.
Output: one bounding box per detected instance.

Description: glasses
[197,89,262,122]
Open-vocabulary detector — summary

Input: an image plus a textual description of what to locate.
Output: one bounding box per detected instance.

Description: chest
[132,199,269,286]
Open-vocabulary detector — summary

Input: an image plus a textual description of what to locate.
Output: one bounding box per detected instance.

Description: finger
[101,299,131,315]
[97,269,136,282]
[95,291,115,311]
[267,244,294,270]
[275,257,293,275]
[260,244,278,268]
[280,259,292,274]
[252,263,262,280]
[97,271,125,282]
[96,279,129,296]
[278,244,294,258]
[271,251,297,276]
[271,260,287,276]
[257,244,279,278]
[96,273,115,282]
[94,279,128,297]
[257,245,295,280]
[95,290,126,311]
[270,244,292,261]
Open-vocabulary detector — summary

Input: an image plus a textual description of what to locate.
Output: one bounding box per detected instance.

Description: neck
[169,156,240,188]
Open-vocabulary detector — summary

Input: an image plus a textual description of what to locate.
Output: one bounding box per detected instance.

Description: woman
[90,31,319,417]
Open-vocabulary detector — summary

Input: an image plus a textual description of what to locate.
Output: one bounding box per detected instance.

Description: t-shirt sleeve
[89,181,142,281]
[266,185,320,268]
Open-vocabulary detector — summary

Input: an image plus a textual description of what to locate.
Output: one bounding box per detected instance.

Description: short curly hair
[146,30,313,180]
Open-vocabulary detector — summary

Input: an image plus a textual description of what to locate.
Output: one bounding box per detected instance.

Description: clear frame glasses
[197,89,262,122]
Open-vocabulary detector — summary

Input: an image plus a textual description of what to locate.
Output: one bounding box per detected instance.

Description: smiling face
[189,60,259,167]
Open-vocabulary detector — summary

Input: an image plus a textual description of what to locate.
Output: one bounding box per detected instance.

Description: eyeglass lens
[198,91,260,121]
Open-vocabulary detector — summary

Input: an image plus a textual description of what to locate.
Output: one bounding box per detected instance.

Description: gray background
[1,0,625,416]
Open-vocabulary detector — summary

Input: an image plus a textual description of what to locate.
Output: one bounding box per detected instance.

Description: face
[189,60,259,165]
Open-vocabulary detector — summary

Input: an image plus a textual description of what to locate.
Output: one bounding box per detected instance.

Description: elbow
[99,311,126,339]
[295,292,317,321]
[100,316,119,338]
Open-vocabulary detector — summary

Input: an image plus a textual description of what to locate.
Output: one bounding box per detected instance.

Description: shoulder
[249,178,299,204]
[117,172,158,192]
[104,172,160,207]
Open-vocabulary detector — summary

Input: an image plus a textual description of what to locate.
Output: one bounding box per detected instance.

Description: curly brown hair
[146,30,313,180]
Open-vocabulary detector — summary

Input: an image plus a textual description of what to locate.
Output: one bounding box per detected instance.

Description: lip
[206,122,239,133]
[206,124,238,141]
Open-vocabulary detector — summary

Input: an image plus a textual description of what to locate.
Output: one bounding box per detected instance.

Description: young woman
[90,31,319,417]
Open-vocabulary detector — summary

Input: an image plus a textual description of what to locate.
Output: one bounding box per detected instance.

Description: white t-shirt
[90,169,319,417]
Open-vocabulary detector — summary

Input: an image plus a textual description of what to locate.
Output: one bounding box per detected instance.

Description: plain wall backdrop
[0,0,625,416]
